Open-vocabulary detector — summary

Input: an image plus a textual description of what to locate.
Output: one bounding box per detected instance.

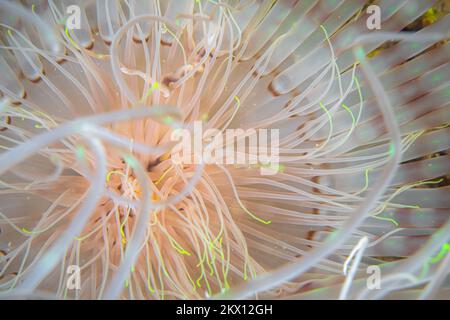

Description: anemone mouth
[0,0,449,300]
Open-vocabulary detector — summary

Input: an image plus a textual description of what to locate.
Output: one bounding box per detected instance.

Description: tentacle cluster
[0,0,449,299]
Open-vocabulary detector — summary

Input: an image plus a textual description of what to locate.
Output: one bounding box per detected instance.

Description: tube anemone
[0,0,449,300]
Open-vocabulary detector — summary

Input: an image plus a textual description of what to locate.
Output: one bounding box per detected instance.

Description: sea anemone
[0,0,449,300]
